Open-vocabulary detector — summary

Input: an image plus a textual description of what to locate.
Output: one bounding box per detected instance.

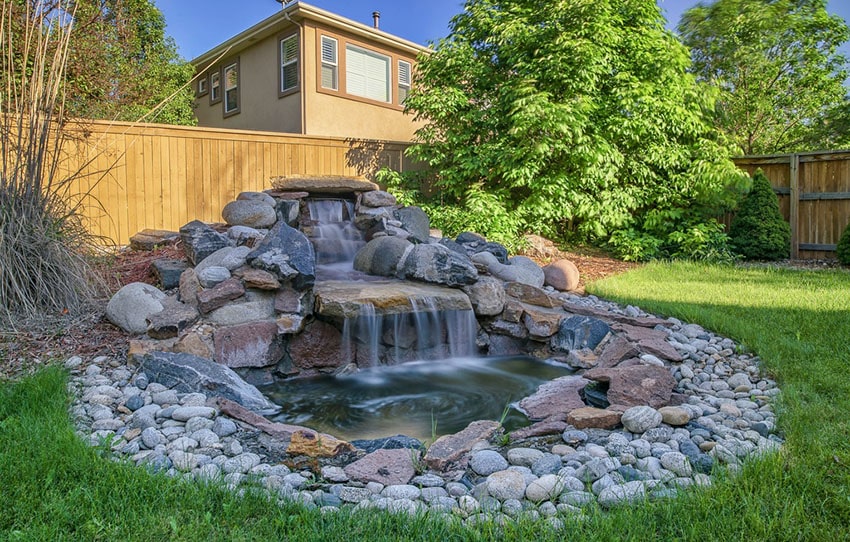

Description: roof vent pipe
[372,11,380,29]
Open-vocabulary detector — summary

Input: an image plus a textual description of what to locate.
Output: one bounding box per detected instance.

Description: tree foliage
[836,220,850,265]
[728,170,791,260]
[404,0,745,259]
[678,0,849,155]
[6,0,194,124]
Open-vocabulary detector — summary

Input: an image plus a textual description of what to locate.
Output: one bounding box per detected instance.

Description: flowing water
[259,357,574,441]
[305,199,367,280]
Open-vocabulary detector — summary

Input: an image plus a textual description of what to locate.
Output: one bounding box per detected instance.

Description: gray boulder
[247,221,316,290]
[551,316,611,352]
[139,351,279,413]
[152,259,188,290]
[472,252,544,287]
[393,207,430,244]
[353,236,413,277]
[236,191,276,207]
[396,243,478,287]
[620,406,663,434]
[228,226,266,246]
[461,276,506,316]
[106,282,167,334]
[275,200,300,226]
[179,220,230,266]
[194,246,252,275]
[361,190,397,208]
[222,200,277,229]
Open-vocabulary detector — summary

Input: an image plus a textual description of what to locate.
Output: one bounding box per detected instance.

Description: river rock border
[68,295,782,526]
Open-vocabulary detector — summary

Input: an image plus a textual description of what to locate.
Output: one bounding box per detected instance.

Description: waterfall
[305,199,365,279]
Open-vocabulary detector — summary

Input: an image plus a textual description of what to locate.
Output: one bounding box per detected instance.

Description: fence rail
[60,120,415,245]
[732,151,850,260]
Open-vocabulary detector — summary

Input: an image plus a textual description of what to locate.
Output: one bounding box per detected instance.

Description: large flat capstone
[270,175,379,194]
[314,280,472,319]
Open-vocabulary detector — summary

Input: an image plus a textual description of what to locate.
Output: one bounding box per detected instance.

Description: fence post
[789,153,800,259]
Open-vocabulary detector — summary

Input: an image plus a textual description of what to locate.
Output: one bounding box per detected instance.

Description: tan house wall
[194,32,302,134]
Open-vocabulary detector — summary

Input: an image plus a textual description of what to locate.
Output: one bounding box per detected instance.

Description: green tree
[7,0,195,124]
[404,0,744,258]
[728,170,791,260]
[678,0,849,155]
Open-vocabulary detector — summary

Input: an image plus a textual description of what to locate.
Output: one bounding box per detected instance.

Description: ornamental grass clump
[728,170,791,260]
[0,2,103,328]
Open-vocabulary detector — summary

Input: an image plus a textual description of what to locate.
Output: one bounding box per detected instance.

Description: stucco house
[191,1,429,142]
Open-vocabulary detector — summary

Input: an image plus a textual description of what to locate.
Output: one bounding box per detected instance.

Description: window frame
[209,70,221,105]
[320,35,338,91]
[279,33,299,96]
[223,60,240,116]
[397,59,411,106]
[345,43,392,104]
[197,75,208,97]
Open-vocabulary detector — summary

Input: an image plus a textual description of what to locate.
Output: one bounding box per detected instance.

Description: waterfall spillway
[305,198,366,280]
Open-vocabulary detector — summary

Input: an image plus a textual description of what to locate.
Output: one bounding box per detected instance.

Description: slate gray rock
[179,220,230,266]
[247,221,316,290]
[551,315,611,352]
[194,246,252,275]
[139,351,278,413]
[351,435,424,454]
[152,259,188,290]
[393,206,430,244]
[461,276,506,316]
[396,243,478,287]
[361,190,397,208]
[353,236,413,277]
[471,252,545,287]
[275,199,300,226]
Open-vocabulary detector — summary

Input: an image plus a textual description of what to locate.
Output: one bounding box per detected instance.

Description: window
[280,34,299,93]
[398,60,411,105]
[345,44,390,103]
[224,62,239,115]
[320,36,338,90]
[197,76,208,96]
[209,71,221,104]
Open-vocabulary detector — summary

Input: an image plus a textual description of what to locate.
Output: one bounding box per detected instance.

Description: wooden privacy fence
[59,120,415,245]
[733,151,850,260]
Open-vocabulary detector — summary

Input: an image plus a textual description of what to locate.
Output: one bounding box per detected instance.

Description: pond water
[258,356,574,441]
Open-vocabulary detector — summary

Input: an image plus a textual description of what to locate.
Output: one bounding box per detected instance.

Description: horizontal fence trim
[773,187,792,195]
[799,192,850,201]
[799,243,837,251]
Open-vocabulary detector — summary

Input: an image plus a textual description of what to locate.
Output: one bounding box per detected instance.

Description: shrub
[837,221,850,265]
[728,170,791,260]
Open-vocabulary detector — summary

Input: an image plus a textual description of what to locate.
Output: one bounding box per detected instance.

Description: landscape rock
[223,199,277,229]
[344,448,415,486]
[179,220,230,266]
[566,407,622,430]
[129,229,180,251]
[207,296,276,326]
[152,259,188,290]
[396,243,478,287]
[504,282,558,308]
[361,190,397,208]
[461,276,506,316]
[542,260,580,291]
[213,320,284,368]
[289,319,346,370]
[486,470,527,501]
[138,351,278,413]
[195,246,252,275]
[586,365,677,408]
[353,236,412,277]
[197,266,231,288]
[197,278,245,314]
[247,221,316,290]
[106,282,167,334]
[424,420,501,471]
[271,175,378,194]
[517,376,588,421]
[470,450,509,476]
[393,207,430,244]
[145,300,199,339]
[472,253,545,287]
[620,406,663,434]
[551,316,611,352]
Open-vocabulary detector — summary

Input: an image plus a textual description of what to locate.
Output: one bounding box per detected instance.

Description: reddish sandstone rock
[504,282,559,308]
[197,278,245,314]
[424,420,501,471]
[543,259,580,291]
[566,407,622,430]
[344,448,416,485]
[289,319,346,370]
[517,375,589,421]
[585,365,677,408]
[213,320,283,368]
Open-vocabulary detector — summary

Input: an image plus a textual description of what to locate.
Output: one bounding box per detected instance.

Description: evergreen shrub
[728,170,791,260]
[836,221,850,265]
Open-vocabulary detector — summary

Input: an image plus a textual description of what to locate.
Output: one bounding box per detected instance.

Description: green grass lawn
[2,261,849,541]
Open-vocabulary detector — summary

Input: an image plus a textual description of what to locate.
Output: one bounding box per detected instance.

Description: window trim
[223,59,240,117]
[345,43,392,104]
[315,30,412,111]
[209,70,221,105]
[279,33,299,97]
[320,35,338,91]
[197,75,208,97]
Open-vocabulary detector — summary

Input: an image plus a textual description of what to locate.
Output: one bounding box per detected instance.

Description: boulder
[543,259,580,291]
[423,420,501,471]
[393,207,430,244]
[504,282,559,308]
[275,199,300,226]
[396,243,478,287]
[178,268,202,307]
[289,319,347,370]
[213,320,284,368]
[197,266,231,288]
[472,252,544,287]
[517,375,589,421]
[129,229,180,251]
[314,280,472,319]
[353,236,413,277]
[227,226,267,246]
[456,232,486,244]
[146,299,199,339]
[620,406,662,434]
[551,315,611,352]
[344,448,415,486]
[585,365,677,408]
[179,220,230,266]
[566,407,622,430]
[521,306,564,339]
[196,278,245,314]
[247,221,316,290]
[106,282,167,334]
[233,267,281,290]
[222,200,277,229]
[361,190,397,208]
[207,293,276,326]
[139,351,278,413]
[461,276,506,316]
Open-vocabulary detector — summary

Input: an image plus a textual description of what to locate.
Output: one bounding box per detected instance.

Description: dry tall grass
[0,1,104,329]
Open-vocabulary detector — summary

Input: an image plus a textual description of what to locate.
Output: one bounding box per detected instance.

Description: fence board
[734,150,850,259]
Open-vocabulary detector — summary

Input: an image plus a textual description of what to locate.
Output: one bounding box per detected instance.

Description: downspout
[283,9,307,135]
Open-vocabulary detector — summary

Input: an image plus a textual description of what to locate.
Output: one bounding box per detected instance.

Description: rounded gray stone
[486,470,527,501]
[105,282,167,334]
[506,447,545,468]
[597,480,647,508]
[525,474,565,503]
[212,417,238,438]
[470,450,509,476]
[171,406,217,422]
[197,266,231,288]
[382,484,421,500]
[621,406,663,434]
[222,199,277,229]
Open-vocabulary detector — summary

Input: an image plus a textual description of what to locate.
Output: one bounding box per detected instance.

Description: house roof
[191,1,430,68]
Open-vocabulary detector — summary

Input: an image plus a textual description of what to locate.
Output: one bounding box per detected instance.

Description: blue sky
[153,0,850,61]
